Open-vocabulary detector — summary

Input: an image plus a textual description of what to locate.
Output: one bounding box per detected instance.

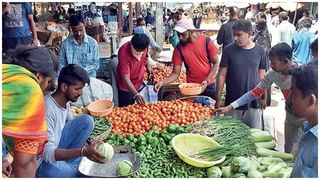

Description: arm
[202,41,220,88]
[145,28,160,50]
[154,64,181,92]
[218,68,275,113]
[2,2,10,15]
[12,152,36,177]
[84,42,100,77]
[58,42,67,71]
[215,67,227,108]
[26,2,39,46]
[216,25,224,45]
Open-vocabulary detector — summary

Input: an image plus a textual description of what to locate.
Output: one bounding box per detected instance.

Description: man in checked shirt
[58,15,99,78]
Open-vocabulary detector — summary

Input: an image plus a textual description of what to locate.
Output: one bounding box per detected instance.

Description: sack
[74,78,113,107]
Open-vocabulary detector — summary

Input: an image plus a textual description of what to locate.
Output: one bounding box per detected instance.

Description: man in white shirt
[277,11,296,47]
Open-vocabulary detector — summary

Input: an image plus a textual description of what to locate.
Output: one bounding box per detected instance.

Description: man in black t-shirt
[216,19,267,129]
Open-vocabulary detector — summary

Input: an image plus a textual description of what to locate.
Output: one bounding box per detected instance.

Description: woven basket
[94,124,112,142]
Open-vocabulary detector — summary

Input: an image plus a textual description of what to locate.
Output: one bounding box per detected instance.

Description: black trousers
[118,89,135,107]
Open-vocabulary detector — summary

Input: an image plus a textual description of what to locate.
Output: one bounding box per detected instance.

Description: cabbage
[117,160,133,176]
[232,156,250,173]
[247,169,263,178]
[97,143,114,160]
[207,166,222,178]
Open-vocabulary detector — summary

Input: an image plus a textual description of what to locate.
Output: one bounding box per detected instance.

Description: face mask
[131,46,144,60]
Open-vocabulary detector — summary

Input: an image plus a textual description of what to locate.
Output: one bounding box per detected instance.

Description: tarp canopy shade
[266,2,304,12]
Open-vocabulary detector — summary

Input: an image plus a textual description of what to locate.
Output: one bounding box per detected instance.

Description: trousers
[36,115,94,177]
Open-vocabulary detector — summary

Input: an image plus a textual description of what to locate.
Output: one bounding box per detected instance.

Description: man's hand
[2,158,12,177]
[32,38,40,47]
[201,80,209,93]
[261,98,267,109]
[83,142,106,164]
[135,94,145,104]
[3,2,10,14]
[155,47,161,52]
[215,98,222,109]
[154,81,163,92]
[147,68,154,81]
[215,105,233,115]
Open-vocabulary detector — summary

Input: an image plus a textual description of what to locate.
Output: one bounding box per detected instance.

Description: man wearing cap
[155,19,220,100]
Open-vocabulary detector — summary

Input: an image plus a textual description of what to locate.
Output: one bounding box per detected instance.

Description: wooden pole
[117,2,123,38]
[292,2,299,25]
[128,2,133,34]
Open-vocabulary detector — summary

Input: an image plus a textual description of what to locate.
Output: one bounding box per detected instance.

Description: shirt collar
[72,34,89,45]
[303,121,318,138]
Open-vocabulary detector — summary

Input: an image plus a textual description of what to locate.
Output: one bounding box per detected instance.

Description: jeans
[201,83,217,100]
[36,115,94,177]
[2,36,32,55]
[226,108,263,129]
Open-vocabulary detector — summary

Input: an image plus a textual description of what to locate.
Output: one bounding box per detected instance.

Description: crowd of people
[2,2,318,178]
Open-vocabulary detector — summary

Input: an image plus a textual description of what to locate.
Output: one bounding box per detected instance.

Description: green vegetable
[232,173,246,178]
[267,162,288,173]
[127,134,135,141]
[97,143,114,160]
[250,128,262,134]
[252,131,273,142]
[207,166,222,178]
[255,141,276,149]
[167,124,177,133]
[221,166,232,178]
[232,156,250,173]
[256,147,294,161]
[279,167,292,178]
[117,160,133,176]
[262,171,283,178]
[257,156,283,166]
[191,117,257,161]
[247,169,263,178]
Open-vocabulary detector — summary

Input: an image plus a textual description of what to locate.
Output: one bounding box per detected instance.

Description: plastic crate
[96,57,111,82]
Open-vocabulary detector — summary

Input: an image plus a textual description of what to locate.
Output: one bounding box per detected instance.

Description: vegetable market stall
[79,98,294,178]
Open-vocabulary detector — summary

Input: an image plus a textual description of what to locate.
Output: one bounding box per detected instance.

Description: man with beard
[217,43,304,156]
[216,19,267,129]
[58,15,99,78]
[154,19,220,100]
[36,64,106,177]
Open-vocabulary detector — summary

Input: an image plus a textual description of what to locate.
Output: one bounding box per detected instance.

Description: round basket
[178,83,203,96]
[87,99,114,117]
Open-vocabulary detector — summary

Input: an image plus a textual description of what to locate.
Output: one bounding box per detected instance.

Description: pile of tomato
[144,66,186,84]
[107,100,212,137]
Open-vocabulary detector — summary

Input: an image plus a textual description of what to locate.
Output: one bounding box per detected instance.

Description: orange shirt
[172,35,218,84]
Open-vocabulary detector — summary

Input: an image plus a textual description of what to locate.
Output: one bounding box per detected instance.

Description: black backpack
[176,36,211,73]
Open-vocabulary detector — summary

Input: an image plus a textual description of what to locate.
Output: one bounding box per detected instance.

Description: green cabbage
[247,169,263,178]
[97,143,114,160]
[232,156,250,173]
[207,166,222,178]
[117,160,133,176]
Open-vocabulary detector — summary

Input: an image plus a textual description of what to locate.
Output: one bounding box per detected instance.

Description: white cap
[174,19,195,33]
